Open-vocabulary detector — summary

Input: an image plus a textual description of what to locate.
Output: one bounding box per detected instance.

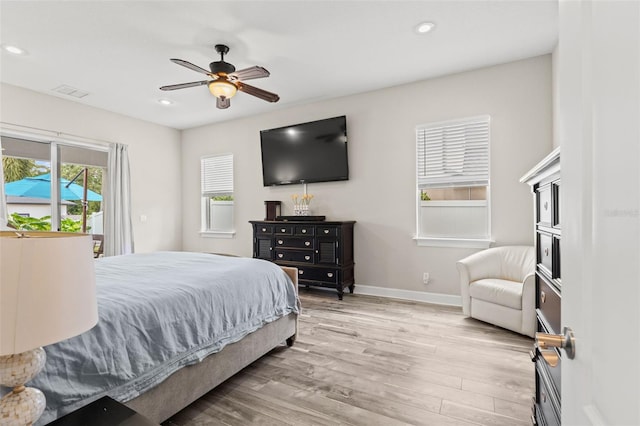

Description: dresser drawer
[538,232,553,278]
[538,274,561,335]
[275,225,294,235]
[535,363,561,426]
[275,237,314,249]
[294,225,315,236]
[297,266,339,284]
[317,226,338,237]
[537,184,553,226]
[256,225,274,235]
[274,250,314,263]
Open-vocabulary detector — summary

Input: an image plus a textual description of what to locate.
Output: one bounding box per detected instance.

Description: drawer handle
[324,229,329,234]
[544,201,549,211]
[277,254,283,259]
[302,229,307,233]
[544,247,549,256]
[305,241,311,246]
[298,270,304,275]
[277,240,283,245]
[540,291,546,304]
[304,255,311,261]
[327,272,334,278]
[262,228,267,232]
[281,228,286,232]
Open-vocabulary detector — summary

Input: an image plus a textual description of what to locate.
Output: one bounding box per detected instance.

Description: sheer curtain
[0,138,9,230]
[104,143,134,256]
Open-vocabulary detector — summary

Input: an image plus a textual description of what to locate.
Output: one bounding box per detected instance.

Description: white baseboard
[353,284,462,307]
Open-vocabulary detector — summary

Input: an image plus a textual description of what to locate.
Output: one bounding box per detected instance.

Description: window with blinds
[201,154,234,235]
[416,116,491,245]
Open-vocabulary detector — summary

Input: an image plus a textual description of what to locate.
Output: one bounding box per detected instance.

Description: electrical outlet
[423,272,430,284]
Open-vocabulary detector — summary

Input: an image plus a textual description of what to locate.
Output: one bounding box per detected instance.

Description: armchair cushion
[469,278,523,310]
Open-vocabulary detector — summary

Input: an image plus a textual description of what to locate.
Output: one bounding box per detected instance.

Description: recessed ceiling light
[158,99,173,106]
[2,44,28,55]
[415,22,436,34]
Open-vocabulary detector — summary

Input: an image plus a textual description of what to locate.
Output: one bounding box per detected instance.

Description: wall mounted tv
[260,115,348,186]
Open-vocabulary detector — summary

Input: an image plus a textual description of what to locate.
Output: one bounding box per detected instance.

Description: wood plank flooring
[163,289,534,426]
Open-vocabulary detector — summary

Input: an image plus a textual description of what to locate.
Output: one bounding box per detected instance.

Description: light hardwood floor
[163,289,534,426]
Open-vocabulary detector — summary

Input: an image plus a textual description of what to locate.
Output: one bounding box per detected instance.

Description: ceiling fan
[160,44,279,109]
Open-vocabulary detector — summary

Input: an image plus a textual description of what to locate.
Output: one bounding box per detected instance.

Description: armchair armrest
[457,249,503,283]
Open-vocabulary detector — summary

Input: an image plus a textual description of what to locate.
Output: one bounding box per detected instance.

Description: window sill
[200,230,236,239]
[414,236,493,249]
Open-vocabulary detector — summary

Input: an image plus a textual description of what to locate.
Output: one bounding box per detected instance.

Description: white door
[559,1,640,425]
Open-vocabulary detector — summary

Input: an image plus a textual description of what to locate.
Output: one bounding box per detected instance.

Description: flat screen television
[260,115,348,186]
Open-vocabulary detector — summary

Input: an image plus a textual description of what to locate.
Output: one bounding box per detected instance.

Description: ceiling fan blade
[217,97,231,109]
[160,80,209,91]
[170,58,214,76]
[229,66,270,81]
[237,82,280,103]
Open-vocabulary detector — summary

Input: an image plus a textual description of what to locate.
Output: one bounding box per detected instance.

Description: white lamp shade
[0,231,98,355]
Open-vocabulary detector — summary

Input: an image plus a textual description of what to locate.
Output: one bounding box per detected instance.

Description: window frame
[415,115,493,248]
[200,153,235,238]
[1,131,108,234]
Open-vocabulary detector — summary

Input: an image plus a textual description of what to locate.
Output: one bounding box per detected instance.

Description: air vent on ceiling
[52,85,89,98]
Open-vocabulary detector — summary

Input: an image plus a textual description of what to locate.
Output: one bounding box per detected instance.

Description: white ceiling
[0,1,558,130]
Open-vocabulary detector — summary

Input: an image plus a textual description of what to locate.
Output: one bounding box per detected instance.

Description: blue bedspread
[32,252,299,424]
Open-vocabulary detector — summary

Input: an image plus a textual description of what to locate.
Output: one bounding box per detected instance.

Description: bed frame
[124,266,298,423]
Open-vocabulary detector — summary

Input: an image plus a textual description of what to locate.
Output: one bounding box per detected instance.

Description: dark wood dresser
[521,147,561,426]
[250,220,355,299]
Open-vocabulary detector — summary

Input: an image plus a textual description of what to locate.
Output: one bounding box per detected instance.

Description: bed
[31,251,299,425]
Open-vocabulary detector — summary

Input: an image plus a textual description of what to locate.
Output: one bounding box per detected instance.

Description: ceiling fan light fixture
[208,79,237,99]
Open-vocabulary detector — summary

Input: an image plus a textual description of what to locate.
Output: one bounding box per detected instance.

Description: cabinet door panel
[256,237,273,260]
[553,180,561,229]
[538,274,561,335]
[535,364,561,426]
[537,184,553,226]
[538,232,553,278]
[317,240,338,264]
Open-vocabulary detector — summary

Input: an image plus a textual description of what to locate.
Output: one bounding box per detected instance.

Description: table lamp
[0,231,98,425]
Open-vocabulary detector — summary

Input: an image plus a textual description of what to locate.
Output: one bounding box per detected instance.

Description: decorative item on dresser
[520,147,563,426]
[251,220,355,300]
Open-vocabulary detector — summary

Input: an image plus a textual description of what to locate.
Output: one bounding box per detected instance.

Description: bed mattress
[31,251,299,424]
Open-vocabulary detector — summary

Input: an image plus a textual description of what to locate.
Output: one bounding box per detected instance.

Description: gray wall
[181,55,553,297]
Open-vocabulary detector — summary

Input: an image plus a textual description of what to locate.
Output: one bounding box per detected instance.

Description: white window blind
[417,115,490,189]
[201,154,233,197]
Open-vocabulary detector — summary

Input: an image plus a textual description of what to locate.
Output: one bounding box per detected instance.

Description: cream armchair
[456,246,536,337]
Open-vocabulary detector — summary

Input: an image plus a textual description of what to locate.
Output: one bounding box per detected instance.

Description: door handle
[535,327,576,359]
